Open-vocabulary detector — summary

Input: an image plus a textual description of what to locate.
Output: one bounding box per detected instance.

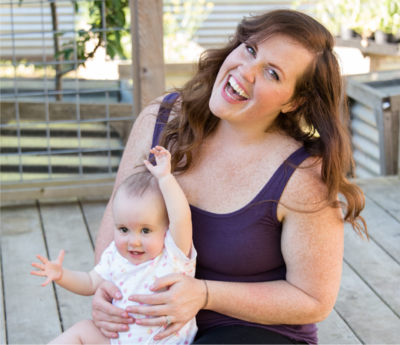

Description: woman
[91,9,366,345]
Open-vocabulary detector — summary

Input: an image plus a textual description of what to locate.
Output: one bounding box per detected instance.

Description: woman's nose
[237,62,256,84]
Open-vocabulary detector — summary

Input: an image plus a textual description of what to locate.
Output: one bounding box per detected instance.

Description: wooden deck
[1,176,399,344]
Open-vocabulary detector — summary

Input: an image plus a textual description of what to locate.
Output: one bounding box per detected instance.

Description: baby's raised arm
[31,250,105,296]
[144,146,192,257]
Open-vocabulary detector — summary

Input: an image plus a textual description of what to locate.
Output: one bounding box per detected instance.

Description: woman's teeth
[228,76,249,99]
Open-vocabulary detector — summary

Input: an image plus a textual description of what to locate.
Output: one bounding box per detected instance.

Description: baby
[31,146,197,345]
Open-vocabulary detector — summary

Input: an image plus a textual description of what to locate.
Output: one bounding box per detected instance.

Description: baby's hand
[143,146,172,180]
[30,250,65,287]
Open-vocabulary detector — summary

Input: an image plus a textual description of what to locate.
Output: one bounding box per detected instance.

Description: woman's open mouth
[223,76,250,102]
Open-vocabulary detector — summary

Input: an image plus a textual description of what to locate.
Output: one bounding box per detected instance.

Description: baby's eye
[141,228,151,234]
[245,45,256,56]
[119,227,129,233]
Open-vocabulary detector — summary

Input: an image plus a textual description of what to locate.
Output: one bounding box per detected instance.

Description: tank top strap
[268,146,311,225]
[149,92,180,163]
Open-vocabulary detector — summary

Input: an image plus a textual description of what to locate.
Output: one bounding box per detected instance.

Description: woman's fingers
[92,281,134,338]
[150,273,182,292]
[154,323,184,341]
[98,327,119,340]
[125,305,166,317]
[133,316,168,327]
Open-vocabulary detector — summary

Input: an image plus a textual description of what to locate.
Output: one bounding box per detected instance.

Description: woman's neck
[214,119,275,147]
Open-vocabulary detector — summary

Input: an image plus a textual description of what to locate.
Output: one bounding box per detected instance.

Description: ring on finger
[165,316,172,326]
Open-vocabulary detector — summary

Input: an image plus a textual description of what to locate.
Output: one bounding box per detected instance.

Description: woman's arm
[125,158,344,339]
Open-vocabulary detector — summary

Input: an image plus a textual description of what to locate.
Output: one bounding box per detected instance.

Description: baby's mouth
[129,251,144,257]
[224,76,250,101]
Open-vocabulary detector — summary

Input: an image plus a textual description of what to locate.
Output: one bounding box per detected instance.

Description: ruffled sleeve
[164,230,197,277]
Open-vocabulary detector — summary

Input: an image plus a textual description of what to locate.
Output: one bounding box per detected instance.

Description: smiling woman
[91,9,367,345]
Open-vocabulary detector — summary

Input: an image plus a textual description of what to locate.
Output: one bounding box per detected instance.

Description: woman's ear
[282,97,305,113]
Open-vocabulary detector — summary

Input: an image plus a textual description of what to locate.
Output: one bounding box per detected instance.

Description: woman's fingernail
[121,312,127,318]
[154,336,159,340]
[149,284,154,290]
[115,292,122,298]
[136,320,142,325]
[113,333,118,338]
[125,307,131,312]
[128,296,133,301]
[121,325,128,331]
[128,318,134,323]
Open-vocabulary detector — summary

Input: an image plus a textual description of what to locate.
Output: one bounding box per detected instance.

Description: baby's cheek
[147,237,165,258]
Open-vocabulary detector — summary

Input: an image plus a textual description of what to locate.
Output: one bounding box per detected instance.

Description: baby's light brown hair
[113,171,161,201]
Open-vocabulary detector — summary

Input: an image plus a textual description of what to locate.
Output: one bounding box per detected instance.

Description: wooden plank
[334,261,400,344]
[1,203,62,343]
[357,177,400,222]
[1,182,114,202]
[355,194,400,264]
[80,199,109,245]
[39,200,95,331]
[317,308,361,344]
[130,0,165,113]
[344,223,400,316]
[0,253,6,345]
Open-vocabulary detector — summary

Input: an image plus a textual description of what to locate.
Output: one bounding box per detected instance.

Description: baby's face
[112,189,168,265]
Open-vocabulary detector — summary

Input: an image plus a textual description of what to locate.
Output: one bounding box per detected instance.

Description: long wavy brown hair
[156,9,367,237]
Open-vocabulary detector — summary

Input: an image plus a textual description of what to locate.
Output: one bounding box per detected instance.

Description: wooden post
[130,0,165,116]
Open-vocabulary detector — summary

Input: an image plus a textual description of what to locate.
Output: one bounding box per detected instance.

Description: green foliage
[292,0,400,37]
[163,0,214,62]
[57,0,130,66]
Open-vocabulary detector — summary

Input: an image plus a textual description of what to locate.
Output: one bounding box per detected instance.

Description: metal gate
[0,0,134,184]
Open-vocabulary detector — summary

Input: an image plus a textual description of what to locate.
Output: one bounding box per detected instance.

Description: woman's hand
[126,274,206,340]
[92,281,135,339]
[30,250,65,286]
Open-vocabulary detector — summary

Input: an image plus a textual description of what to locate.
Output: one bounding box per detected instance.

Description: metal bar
[0,115,135,128]
[10,2,24,181]
[0,27,130,38]
[101,0,112,175]
[1,147,125,157]
[2,0,109,5]
[0,87,132,98]
[40,0,52,178]
[72,1,83,177]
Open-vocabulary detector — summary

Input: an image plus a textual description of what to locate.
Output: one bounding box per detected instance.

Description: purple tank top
[152,93,318,344]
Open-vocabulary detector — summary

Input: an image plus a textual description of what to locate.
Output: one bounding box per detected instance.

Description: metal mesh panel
[0,0,134,182]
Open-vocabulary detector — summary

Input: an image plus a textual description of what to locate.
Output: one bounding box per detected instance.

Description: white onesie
[94,231,197,345]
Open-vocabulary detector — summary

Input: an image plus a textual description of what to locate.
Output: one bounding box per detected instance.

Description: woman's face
[209,34,314,130]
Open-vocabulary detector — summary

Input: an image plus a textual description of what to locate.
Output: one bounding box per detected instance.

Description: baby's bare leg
[48,319,111,344]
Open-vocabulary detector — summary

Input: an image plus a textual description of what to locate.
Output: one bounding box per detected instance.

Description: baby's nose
[129,234,141,246]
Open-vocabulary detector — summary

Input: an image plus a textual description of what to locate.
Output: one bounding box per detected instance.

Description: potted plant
[374,0,400,44]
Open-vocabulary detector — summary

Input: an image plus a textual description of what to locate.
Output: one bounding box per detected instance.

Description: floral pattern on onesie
[94,230,197,345]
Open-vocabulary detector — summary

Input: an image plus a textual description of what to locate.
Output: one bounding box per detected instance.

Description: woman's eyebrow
[268,62,286,80]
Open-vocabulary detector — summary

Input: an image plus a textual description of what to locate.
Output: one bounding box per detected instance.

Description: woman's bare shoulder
[278,153,330,218]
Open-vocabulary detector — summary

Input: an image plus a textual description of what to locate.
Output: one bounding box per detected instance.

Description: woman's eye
[119,227,129,233]
[245,45,256,56]
[141,228,150,234]
[268,69,279,81]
